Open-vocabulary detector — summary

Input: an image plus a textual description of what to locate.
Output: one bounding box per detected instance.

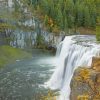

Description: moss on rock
[70,57,100,100]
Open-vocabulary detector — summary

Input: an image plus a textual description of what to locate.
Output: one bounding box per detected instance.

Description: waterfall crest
[47,35,100,100]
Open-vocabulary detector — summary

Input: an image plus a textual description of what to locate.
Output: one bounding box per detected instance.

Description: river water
[0,49,56,100]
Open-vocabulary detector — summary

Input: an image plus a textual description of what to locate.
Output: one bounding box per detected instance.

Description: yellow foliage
[77,95,89,100]
[48,18,54,27]
[75,68,90,81]
[74,76,82,81]
[74,68,100,99]
[40,90,56,100]
[52,25,60,34]
[80,69,90,80]
[0,23,16,32]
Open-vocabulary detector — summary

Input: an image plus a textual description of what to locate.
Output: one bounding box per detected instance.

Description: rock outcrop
[92,57,100,72]
[70,57,100,100]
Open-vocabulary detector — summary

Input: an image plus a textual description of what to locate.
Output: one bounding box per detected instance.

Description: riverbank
[0,45,32,68]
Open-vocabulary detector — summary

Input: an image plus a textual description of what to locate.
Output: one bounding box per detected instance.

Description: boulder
[91,57,100,72]
[70,57,100,100]
[70,67,100,100]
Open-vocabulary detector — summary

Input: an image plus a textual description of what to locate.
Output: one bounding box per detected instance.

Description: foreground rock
[92,57,100,72]
[70,57,100,100]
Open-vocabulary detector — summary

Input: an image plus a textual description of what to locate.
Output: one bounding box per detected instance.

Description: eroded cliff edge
[70,57,100,100]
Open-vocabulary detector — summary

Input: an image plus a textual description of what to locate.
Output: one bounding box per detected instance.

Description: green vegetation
[0,46,32,68]
[1,0,98,34]
[30,0,99,34]
[96,25,100,41]
[96,13,100,41]
[0,0,34,32]
[35,34,45,49]
[0,0,100,41]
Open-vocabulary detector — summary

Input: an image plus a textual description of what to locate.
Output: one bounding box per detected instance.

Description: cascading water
[47,35,100,100]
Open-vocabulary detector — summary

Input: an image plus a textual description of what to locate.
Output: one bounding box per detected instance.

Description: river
[0,49,56,100]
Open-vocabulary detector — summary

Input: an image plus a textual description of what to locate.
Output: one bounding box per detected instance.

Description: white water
[47,35,100,100]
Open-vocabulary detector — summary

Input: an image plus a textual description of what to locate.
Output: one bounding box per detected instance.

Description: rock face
[70,57,100,100]
[9,30,63,49]
[0,0,64,49]
[92,57,100,72]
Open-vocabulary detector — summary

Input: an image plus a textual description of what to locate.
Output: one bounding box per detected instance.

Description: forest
[0,0,100,35]
[26,0,100,35]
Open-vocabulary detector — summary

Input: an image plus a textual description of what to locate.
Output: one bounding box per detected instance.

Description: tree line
[28,0,99,34]
[0,0,100,39]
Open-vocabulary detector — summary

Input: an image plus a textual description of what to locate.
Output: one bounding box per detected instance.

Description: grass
[0,45,32,68]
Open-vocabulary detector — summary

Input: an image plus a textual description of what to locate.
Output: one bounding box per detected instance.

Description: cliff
[0,0,63,49]
[70,57,100,100]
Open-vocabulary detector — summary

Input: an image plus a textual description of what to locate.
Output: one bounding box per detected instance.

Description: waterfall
[47,35,100,100]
